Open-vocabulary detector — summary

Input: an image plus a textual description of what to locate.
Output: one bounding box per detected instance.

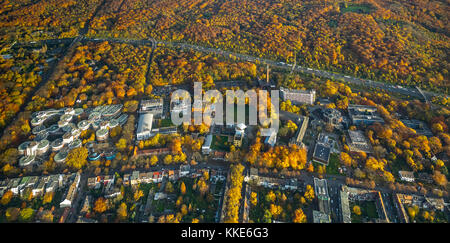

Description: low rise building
[314,178,331,215]
[139,98,164,118]
[136,113,153,140]
[289,116,309,146]
[340,185,351,223]
[347,130,372,153]
[233,123,246,147]
[60,172,81,208]
[312,143,331,165]
[348,105,384,126]
[202,134,213,154]
[280,87,316,105]
[399,171,415,182]
[313,210,331,223]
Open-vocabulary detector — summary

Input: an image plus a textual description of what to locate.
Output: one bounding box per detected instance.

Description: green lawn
[211,135,231,152]
[326,153,342,175]
[350,200,379,223]
[159,118,174,128]
[340,3,375,14]
[389,158,411,179]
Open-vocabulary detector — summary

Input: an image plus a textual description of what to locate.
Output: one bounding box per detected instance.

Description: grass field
[350,200,379,223]
[211,135,231,152]
[326,153,342,175]
[340,3,375,14]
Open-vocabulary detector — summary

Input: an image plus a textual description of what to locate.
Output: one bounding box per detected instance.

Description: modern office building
[140,98,164,118]
[348,105,384,126]
[136,113,154,140]
[280,87,316,105]
[202,134,213,155]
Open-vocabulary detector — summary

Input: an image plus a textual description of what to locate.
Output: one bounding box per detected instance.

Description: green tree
[19,208,34,222]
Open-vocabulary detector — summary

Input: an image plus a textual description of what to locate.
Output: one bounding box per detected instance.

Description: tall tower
[266,64,270,84]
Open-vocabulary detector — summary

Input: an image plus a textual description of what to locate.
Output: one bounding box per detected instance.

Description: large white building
[136,113,154,140]
[202,134,213,154]
[280,87,316,105]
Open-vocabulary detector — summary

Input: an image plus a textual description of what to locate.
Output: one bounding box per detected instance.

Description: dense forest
[0,0,448,93]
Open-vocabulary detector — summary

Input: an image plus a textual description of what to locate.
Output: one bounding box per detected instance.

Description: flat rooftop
[313,143,331,165]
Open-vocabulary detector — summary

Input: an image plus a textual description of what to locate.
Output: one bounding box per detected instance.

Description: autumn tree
[304,185,315,202]
[353,205,362,216]
[19,208,34,222]
[250,192,258,206]
[65,147,88,170]
[93,197,107,214]
[1,190,12,205]
[117,202,127,221]
[180,182,187,195]
[293,208,307,223]
[432,171,448,187]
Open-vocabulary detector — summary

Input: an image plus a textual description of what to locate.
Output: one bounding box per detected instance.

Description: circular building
[54,150,68,163]
[64,107,75,115]
[18,141,31,155]
[100,121,109,130]
[62,132,74,145]
[34,130,49,141]
[58,120,69,128]
[37,139,50,155]
[104,149,117,160]
[31,117,44,127]
[88,152,101,161]
[60,114,73,122]
[19,155,36,167]
[92,120,101,130]
[96,128,109,141]
[26,141,39,156]
[61,125,73,134]
[48,124,60,134]
[51,138,64,152]
[109,119,119,129]
[77,120,90,131]
[32,125,46,135]
[69,139,82,149]
[71,128,81,138]
[74,108,84,116]
[88,112,101,122]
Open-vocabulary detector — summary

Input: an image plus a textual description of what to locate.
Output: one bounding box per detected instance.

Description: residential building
[399,171,415,182]
[180,165,191,177]
[130,171,140,185]
[313,210,331,223]
[340,185,351,223]
[314,178,331,215]
[60,172,81,208]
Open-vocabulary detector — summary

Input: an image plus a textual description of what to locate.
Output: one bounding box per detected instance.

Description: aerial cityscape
[0,0,449,227]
